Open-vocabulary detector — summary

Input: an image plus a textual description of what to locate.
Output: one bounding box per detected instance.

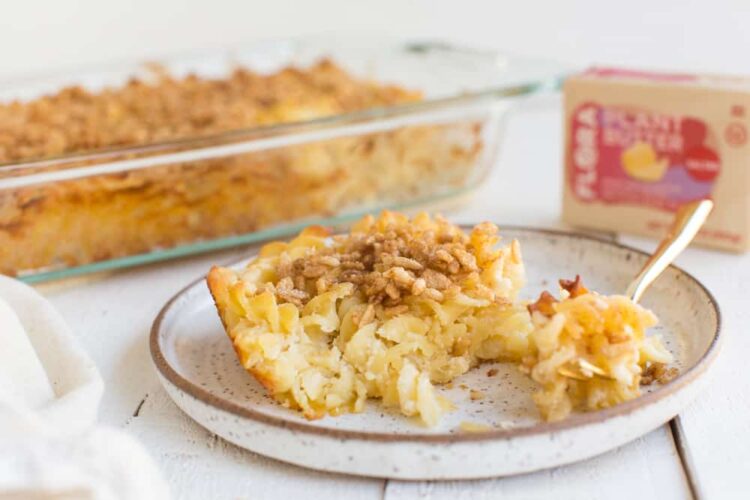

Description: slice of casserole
[207,212,532,426]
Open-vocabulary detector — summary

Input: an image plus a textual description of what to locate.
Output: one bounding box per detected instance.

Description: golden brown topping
[265,212,507,308]
[422,268,452,290]
[452,248,479,271]
[383,266,415,288]
[559,275,589,298]
[302,263,327,278]
[384,282,401,301]
[268,277,309,307]
[486,368,499,377]
[411,278,426,296]
[0,59,421,163]
[527,291,558,317]
[319,256,341,267]
[641,362,679,386]
[391,256,423,271]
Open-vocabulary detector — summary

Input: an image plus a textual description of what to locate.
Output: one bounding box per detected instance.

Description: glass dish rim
[4,37,569,282]
[0,38,566,171]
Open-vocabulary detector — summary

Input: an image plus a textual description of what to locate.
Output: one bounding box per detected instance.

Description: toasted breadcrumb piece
[641,362,679,385]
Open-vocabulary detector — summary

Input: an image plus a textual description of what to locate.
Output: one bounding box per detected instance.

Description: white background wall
[1,0,748,80]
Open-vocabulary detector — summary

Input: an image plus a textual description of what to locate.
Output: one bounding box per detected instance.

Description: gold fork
[557,199,714,381]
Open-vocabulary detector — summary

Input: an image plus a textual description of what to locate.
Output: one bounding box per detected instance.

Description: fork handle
[626,199,714,303]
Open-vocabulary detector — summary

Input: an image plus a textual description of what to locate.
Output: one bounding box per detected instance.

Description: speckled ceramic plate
[151,227,721,479]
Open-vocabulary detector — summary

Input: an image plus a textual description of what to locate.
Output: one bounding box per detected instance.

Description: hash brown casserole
[0,60,482,275]
[208,212,677,425]
[207,212,531,425]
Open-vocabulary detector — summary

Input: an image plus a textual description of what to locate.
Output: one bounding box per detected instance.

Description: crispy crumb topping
[528,275,589,317]
[267,213,517,309]
[527,290,558,317]
[0,59,420,163]
[641,362,679,385]
[559,275,589,298]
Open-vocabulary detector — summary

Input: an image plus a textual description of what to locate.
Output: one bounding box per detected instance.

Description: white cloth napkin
[0,276,169,499]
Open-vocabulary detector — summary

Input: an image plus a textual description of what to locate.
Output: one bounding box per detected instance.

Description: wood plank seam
[669,417,702,500]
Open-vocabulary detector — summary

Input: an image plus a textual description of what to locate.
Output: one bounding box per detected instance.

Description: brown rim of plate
[150,225,722,444]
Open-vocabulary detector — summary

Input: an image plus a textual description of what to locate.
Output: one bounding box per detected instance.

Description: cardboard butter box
[563,67,750,252]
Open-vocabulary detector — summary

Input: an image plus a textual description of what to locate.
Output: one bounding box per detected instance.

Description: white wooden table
[36,95,748,499]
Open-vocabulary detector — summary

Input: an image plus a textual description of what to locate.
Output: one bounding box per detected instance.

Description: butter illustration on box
[621,142,669,182]
[563,67,749,252]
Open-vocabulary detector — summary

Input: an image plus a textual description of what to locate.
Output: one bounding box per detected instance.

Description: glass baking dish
[0,38,566,283]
